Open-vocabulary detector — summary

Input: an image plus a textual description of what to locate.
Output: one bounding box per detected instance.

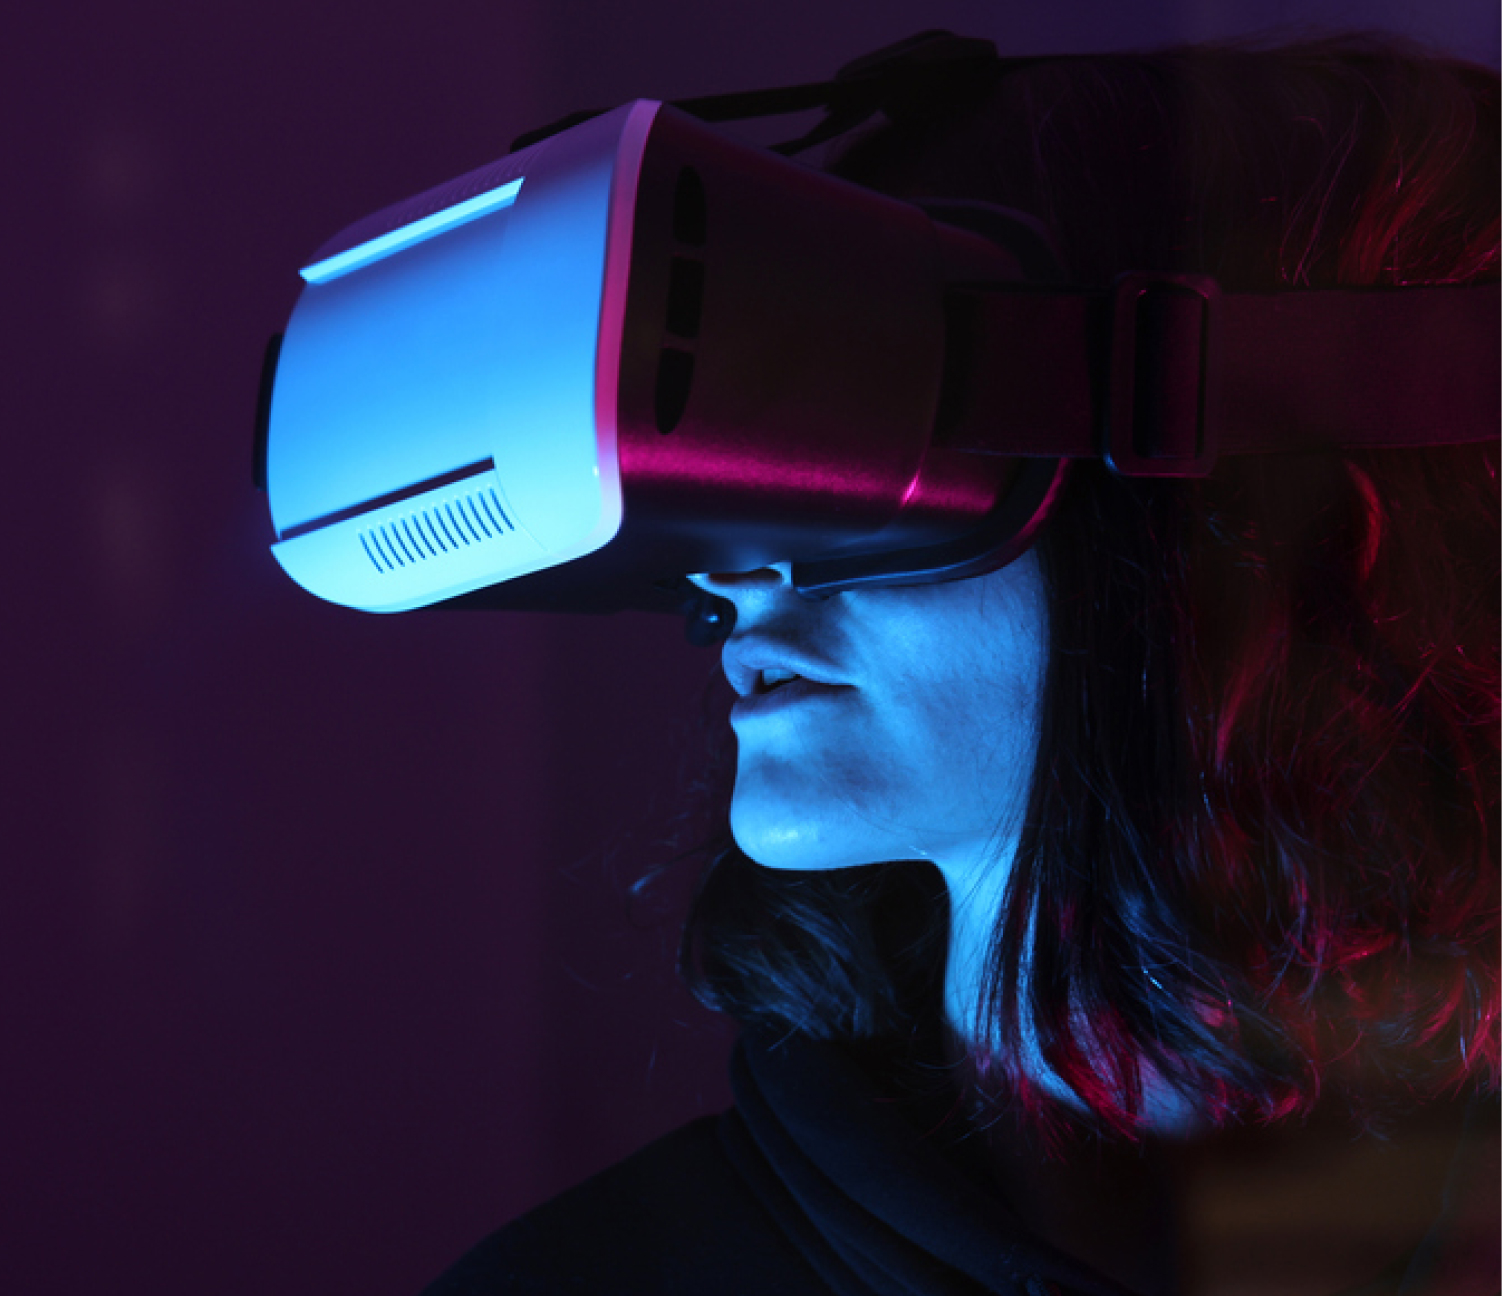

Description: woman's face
[689,553,1049,883]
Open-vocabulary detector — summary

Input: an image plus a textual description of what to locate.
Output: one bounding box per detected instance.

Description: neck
[939,857,1006,1036]
[939,855,1202,1133]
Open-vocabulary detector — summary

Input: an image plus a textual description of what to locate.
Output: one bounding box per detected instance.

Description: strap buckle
[1104,273,1222,477]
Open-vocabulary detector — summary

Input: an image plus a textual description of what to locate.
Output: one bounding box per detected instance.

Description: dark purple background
[5,2,1494,1293]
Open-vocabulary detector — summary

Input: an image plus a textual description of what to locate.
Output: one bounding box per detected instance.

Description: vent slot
[672,167,707,245]
[360,486,517,574]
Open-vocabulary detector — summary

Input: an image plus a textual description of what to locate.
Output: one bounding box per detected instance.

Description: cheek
[877,613,1047,825]
[884,682,1041,837]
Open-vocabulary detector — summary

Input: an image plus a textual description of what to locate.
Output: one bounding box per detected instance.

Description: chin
[729,791,878,872]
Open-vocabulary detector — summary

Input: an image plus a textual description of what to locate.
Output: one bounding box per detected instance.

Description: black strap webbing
[942,281,1499,471]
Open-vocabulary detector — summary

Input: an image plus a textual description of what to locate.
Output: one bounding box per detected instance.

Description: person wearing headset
[419,33,1498,1296]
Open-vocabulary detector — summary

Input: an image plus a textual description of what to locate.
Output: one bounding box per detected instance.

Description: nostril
[683,591,735,646]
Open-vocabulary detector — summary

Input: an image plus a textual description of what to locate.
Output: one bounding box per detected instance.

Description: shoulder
[418,1114,831,1296]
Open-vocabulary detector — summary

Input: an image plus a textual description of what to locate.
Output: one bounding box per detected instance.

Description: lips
[721,636,849,699]
[731,674,851,720]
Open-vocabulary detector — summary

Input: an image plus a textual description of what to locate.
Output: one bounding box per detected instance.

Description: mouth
[732,674,852,719]
[755,667,804,694]
[722,638,848,700]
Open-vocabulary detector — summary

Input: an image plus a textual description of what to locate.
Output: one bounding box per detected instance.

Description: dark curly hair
[679,35,1500,1137]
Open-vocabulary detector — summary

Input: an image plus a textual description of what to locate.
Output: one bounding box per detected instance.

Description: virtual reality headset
[255,35,1499,623]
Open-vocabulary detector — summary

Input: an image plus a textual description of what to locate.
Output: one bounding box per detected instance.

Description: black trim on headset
[792,458,1071,600]
[278,460,497,541]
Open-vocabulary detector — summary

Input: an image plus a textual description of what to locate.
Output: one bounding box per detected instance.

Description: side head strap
[939,275,1501,476]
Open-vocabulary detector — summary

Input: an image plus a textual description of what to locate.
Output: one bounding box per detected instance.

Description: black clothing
[421,1030,1497,1295]
[420,1031,1131,1296]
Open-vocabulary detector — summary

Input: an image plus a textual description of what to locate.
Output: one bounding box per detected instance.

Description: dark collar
[718,1029,1138,1296]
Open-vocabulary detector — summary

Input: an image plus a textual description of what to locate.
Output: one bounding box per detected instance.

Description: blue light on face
[300,178,525,284]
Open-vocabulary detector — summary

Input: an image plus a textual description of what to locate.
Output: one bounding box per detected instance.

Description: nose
[682,563,796,645]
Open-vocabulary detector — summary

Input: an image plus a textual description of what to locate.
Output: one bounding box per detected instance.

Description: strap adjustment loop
[1105,273,1222,477]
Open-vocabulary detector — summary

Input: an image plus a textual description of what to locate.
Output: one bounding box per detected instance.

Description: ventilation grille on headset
[359,486,517,573]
